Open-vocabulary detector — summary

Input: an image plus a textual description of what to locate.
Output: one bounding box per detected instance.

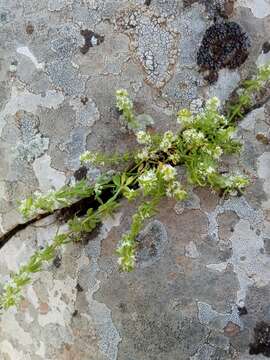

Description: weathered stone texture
[1,0,270,359]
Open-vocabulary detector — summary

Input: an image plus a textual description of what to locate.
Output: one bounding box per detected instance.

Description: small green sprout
[116,89,139,129]
[228,63,270,121]
[80,150,133,167]
[0,233,70,310]
[19,180,94,219]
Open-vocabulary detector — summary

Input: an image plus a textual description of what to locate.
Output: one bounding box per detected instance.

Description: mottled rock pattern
[1,0,270,359]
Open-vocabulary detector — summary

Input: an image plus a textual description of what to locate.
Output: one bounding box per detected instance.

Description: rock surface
[1,0,270,359]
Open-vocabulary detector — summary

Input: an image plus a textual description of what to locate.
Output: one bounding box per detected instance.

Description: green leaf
[112,175,121,187]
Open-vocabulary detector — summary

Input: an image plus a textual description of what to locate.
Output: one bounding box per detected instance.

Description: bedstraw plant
[1,64,270,311]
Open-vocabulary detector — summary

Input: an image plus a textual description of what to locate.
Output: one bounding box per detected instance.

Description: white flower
[80,151,97,163]
[222,175,233,188]
[168,153,181,165]
[231,175,249,189]
[222,174,249,193]
[206,97,220,110]
[173,188,187,200]
[116,89,134,112]
[136,148,149,161]
[203,146,223,159]
[166,181,187,200]
[136,131,152,145]
[159,164,177,182]
[138,169,157,193]
[116,89,129,98]
[206,166,215,174]
[94,183,103,196]
[177,108,194,126]
[160,131,176,152]
[212,146,223,159]
[216,114,228,126]
[117,253,135,269]
[196,162,216,178]
[139,169,157,183]
[182,129,205,144]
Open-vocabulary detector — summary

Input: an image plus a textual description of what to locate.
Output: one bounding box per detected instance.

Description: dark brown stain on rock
[204,70,219,84]
[53,254,62,268]
[183,0,198,6]
[76,283,84,292]
[72,309,79,317]
[80,96,89,105]
[237,306,248,316]
[224,321,240,337]
[256,133,269,145]
[197,22,251,83]
[26,22,34,35]
[249,322,270,357]
[74,166,88,181]
[80,30,104,54]
[262,41,270,54]
[39,302,49,315]
[118,302,128,313]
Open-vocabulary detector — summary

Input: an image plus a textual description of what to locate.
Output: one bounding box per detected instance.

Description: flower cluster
[175,95,247,190]
[116,197,160,272]
[168,152,181,165]
[135,131,158,162]
[138,169,158,195]
[158,164,187,201]
[160,131,176,152]
[177,108,194,126]
[166,181,187,200]
[116,89,134,114]
[80,151,101,165]
[212,146,223,159]
[182,128,205,145]
[94,182,103,197]
[198,162,216,176]
[205,96,220,111]
[222,174,250,195]
[136,130,152,145]
[158,164,177,182]
[136,148,149,161]
[116,89,138,129]
[137,162,186,202]
[117,235,136,272]
[202,145,223,160]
